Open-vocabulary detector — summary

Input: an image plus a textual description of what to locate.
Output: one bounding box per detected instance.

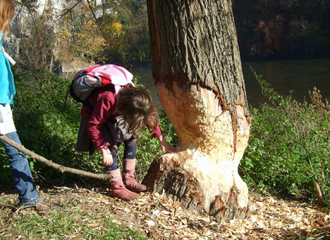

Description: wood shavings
[1,186,329,239]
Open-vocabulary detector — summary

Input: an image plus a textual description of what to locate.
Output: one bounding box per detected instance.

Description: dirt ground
[0,183,329,239]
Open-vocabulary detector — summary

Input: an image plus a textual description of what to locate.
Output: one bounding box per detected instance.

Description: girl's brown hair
[117,85,158,137]
[0,0,15,40]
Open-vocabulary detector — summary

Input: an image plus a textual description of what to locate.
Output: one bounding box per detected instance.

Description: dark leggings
[106,137,136,171]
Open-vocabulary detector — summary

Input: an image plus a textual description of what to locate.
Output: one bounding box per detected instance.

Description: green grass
[1,213,145,239]
[0,200,145,240]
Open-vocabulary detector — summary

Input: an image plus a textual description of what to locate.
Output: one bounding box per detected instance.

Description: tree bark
[143,0,251,221]
[0,135,111,181]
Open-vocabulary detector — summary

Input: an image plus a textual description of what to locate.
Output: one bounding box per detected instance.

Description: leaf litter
[0,185,329,239]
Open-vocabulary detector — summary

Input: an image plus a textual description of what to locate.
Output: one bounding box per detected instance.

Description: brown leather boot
[108,169,139,201]
[123,159,147,193]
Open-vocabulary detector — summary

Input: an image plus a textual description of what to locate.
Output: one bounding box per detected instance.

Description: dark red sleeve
[84,86,117,149]
[150,118,163,138]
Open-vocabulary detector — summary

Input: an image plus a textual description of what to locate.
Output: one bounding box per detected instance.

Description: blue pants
[106,137,137,171]
[1,132,41,206]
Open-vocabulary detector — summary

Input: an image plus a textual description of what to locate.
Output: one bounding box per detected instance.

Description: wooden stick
[313,181,323,207]
[0,135,111,181]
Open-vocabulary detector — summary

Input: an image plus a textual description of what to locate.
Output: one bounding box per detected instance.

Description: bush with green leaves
[240,77,330,205]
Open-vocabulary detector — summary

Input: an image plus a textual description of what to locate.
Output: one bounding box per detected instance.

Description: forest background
[8,0,330,71]
[1,0,330,212]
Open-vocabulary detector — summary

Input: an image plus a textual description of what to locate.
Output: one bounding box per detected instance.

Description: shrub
[241,76,330,204]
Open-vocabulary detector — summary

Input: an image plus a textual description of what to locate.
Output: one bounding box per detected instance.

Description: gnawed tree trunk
[143,0,251,221]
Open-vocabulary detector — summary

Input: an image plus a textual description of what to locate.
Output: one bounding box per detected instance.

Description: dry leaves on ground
[1,185,329,239]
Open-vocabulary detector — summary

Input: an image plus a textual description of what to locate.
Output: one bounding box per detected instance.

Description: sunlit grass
[0,198,145,240]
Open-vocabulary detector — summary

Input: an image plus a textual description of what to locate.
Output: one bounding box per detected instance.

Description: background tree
[232,0,330,60]
[58,4,108,66]
[58,0,150,66]
[11,0,58,70]
[8,0,150,70]
[142,0,251,221]
[98,0,150,64]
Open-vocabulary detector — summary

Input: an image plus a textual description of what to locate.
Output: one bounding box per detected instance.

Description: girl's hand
[158,135,177,153]
[101,147,113,166]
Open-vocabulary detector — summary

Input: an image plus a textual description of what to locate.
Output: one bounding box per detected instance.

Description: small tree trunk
[313,181,324,207]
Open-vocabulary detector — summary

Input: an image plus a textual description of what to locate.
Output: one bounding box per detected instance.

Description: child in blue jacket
[0,0,49,215]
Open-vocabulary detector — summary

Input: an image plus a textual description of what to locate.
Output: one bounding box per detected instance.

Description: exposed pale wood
[0,135,111,181]
[143,82,250,220]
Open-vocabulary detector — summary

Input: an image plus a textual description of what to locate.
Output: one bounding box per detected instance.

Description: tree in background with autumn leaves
[233,0,330,60]
[11,0,330,69]
[11,0,149,71]
[58,0,330,63]
[58,0,149,67]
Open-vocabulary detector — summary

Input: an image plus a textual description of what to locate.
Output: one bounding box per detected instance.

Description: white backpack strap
[2,47,16,65]
[85,75,102,87]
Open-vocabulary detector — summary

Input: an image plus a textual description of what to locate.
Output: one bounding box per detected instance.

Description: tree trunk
[143,0,251,221]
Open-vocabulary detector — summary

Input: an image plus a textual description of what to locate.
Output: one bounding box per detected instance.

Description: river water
[130,58,330,109]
